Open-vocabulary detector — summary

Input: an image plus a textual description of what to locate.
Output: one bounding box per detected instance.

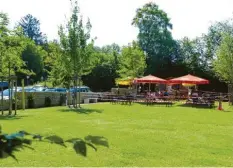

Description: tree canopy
[213,33,233,83]
[0,2,232,92]
[0,13,31,78]
[118,41,146,79]
[49,0,94,89]
[132,2,176,76]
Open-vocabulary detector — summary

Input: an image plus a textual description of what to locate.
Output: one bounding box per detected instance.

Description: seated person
[164,90,169,96]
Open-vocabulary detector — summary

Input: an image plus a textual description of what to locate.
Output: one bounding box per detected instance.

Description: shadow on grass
[66,135,109,157]
[44,135,67,147]
[58,108,103,114]
[134,102,146,105]
[222,106,233,112]
[0,115,28,120]
[177,103,217,109]
[0,127,109,161]
[84,135,109,148]
[0,142,34,162]
[134,102,173,107]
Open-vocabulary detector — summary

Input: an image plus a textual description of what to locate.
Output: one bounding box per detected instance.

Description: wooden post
[9,78,13,115]
[228,83,233,106]
[149,83,151,94]
[218,92,223,111]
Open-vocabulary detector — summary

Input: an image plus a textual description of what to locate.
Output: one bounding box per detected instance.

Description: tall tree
[0,13,32,115]
[213,33,233,84]
[0,12,9,78]
[213,33,233,100]
[51,0,94,107]
[19,14,45,45]
[118,41,146,78]
[204,19,233,61]
[132,2,175,76]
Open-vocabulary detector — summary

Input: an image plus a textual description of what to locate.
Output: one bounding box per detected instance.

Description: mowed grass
[0,103,233,167]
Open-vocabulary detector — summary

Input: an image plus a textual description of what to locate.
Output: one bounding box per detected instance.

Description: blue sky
[0,0,233,46]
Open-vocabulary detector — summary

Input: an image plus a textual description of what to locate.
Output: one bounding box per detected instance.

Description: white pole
[149,83,151,94]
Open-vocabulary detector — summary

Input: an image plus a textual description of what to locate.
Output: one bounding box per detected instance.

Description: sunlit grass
[0,102,232,166]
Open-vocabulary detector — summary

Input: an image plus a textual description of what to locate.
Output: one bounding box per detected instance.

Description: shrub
[44,96,52,107]
[27,93,35,108]
[59,94,66,106]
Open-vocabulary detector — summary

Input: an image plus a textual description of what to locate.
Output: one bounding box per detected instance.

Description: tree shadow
[44,135,67,147]
[0,127,109,161]
[65,138,95,157]
[0,115,29,120]
[58,108,103,114]
[0,135,34,162]
[84,135,109,148]
[66,135,109,157]
[177,103,217,109]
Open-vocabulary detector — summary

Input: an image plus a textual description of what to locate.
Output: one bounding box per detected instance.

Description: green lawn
[0,102,233,166]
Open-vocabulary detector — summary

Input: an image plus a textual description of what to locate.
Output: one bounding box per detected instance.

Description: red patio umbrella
[134,75,167,84]
[168,74,209,84]
[167,74,209,99]
[134,75,167,93]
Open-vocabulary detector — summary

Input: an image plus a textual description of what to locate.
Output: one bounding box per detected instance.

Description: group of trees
[0,1,233,93]
[131,2,233,92]
[0,12,47,85]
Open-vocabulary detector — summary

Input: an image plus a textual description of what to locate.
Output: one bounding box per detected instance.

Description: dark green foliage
[27,94,35,108]
[44,96,52,107]
[82,44,120,91]
[82,64,117,91]
[0,126,108,160]
[21,43,45,83]
[132,2,176,76]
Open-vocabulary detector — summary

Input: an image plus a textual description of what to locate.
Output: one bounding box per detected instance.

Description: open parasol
[116,77,136,86]
[168,74,209,85]
[134,75,167,93]
[134,75,167,84]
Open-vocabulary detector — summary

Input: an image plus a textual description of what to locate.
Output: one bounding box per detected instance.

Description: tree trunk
[228,83,233,106]
[14,80,17,115]
[78,77,81,108]
[1,77,3,115]
[67,82,70,108]
[8,80,12,115]
[231,89,233,106]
